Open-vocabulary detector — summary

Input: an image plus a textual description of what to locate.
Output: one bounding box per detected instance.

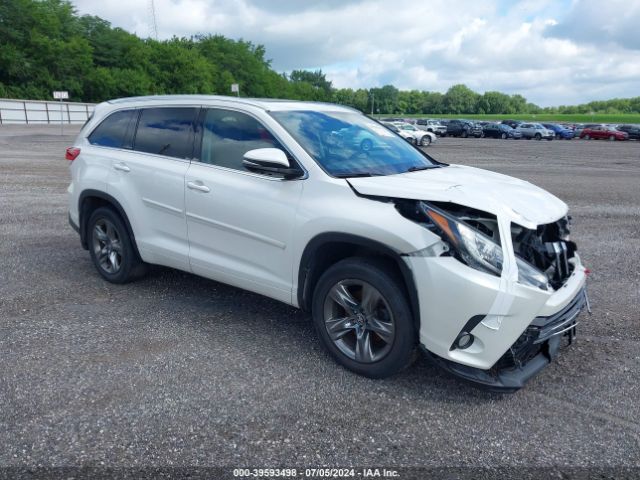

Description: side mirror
[242,148,303,179]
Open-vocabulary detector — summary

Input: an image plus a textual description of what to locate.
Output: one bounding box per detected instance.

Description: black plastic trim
[68,213,80,234]
[423,287,588,393]
[297,232,421,329]
[421,345,549,393]
[77,189,141,259]
[450,314,486,350]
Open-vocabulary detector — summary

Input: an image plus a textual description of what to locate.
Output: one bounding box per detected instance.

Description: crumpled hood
[347,164,568,229]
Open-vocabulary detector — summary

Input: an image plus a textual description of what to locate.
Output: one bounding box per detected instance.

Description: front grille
[494,328,541,371]
[493,288,587,372]
[512,217,576,289]
[542,240,572,287]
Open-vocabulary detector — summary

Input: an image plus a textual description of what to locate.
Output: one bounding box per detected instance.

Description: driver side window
[199,109,284,171]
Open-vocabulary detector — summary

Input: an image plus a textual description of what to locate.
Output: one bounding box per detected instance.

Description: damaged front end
[422,287,589,392]
[395,199,590,392]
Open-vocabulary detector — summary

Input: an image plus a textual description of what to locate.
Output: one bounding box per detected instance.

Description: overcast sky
[71,0,640,106]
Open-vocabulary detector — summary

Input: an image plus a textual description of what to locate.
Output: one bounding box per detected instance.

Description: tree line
[2,0,640,116]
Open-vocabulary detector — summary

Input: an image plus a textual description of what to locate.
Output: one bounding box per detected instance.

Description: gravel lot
[1,125,639,474]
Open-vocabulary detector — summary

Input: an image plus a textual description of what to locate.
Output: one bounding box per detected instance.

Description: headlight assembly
[419,203,549,291]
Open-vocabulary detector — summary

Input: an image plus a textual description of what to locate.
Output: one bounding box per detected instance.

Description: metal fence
[0,98,96,125]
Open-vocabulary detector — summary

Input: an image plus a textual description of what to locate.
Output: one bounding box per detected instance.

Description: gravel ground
[1,125,639,475]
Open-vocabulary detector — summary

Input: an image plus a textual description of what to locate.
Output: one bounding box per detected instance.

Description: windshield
[270,110,440,177]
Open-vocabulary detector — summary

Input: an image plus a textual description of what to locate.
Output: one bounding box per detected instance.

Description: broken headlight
[419,203,549,290]
[420,203,503,275]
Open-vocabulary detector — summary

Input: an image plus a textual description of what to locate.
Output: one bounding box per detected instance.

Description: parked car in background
[382,122,432,146]
[381,122,412,143]
[334,125,384,152]
[446,119,483,138]
[416,119,447,136]
[572,124,585,136]
[616,124,640,140]
[501,119,523,129]
[393,122,437,146]
[482,123,522,139]
[576,123,601,137]
[516,123,554,140]
[542,123,574,140]
[580,125,629,141]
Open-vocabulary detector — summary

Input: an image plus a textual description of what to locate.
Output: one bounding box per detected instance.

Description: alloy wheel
[92,218,123,274]
[323,280,395,363]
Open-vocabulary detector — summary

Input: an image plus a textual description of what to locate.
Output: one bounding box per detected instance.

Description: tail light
[65,147,81,161]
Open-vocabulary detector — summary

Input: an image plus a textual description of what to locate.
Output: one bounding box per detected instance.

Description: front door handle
[187,181,210,193]
[113,162,130,172]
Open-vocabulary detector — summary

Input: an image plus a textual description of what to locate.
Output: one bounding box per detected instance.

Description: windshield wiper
[333,172,378,178]
[405,165,439,173]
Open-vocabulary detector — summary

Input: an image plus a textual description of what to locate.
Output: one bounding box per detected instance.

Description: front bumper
[406,251,588,388]
[422,287,588,392]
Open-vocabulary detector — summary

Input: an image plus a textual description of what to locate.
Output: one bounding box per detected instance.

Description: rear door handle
[187,181,210,193]
[113,162,130,172]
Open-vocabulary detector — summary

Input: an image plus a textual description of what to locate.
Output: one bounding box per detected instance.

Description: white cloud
[70,0,640,106]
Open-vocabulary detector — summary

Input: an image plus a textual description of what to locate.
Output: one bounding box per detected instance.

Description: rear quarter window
[88,110,136,148]
[133,107,198,159]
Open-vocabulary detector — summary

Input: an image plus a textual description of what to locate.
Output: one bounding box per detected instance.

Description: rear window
[88,110,136,148]
[133,107,198,159]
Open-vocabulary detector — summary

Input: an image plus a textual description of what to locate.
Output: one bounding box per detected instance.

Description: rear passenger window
[199,109,283,170]
[88,110,135,148]
[133,108,198,159]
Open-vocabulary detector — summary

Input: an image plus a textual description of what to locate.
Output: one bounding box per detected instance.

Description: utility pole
[149,0,159,40]
[371,93,375,116]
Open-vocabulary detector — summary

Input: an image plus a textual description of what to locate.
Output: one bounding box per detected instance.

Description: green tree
[370,85,399,114]
[444,84,480,114]
[289,69,332,100]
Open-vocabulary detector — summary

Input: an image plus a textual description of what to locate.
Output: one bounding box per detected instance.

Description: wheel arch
[297,232,420,330]
[78,189,141,259]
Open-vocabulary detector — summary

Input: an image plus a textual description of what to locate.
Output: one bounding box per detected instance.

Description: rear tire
[88,207,147,284]
[312,257,417,379]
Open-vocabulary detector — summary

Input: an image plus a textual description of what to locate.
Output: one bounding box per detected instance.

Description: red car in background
[580,125,629,141]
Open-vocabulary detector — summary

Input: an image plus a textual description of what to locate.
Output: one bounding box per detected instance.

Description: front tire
[420,135,431,147]
[312,258,417,378]
[535,133,542,140]
[609,135,616,141]
[88,207,147,284]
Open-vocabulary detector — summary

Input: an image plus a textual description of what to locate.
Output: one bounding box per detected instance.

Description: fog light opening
[455,332,474,350]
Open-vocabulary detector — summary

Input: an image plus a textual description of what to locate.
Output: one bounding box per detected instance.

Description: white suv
[67,95,589,391]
